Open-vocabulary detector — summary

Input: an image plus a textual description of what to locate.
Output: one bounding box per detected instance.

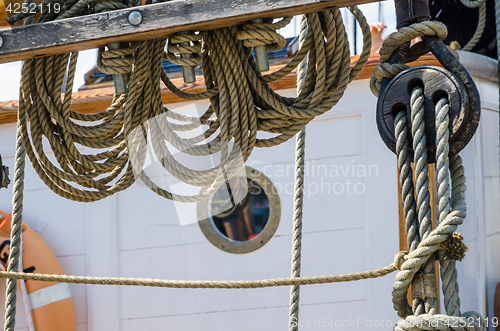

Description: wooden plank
[0,53,442,124]
[0,0,378,64]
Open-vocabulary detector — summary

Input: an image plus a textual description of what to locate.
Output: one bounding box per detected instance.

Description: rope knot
[370,21,448,97]
[393,251,408,270]
[97,43,140,75]
[379,21,448,63]
[166,33,203,67]
[236,19,288,51]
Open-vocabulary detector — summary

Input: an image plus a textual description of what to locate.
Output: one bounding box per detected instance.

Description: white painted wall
[0,71,496,330]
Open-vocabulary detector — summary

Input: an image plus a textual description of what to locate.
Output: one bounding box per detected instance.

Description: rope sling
[0,0,490,330]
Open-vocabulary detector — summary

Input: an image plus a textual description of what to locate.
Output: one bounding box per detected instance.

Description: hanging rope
[0,262,399,289]
[288,14,308,331]
[459,0,487,51]
[4,127,26,331]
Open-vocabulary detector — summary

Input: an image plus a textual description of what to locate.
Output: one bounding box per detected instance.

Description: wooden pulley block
[376,65,469,163]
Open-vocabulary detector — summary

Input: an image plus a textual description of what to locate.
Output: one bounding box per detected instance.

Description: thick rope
[394,113,419,253]
[369,21,448,97]
[3,126,26,331]
[435,98,461,317]
[288,15,308,331]
[461,0,487,51]
[0,263,398,288]
[409,86,438,316]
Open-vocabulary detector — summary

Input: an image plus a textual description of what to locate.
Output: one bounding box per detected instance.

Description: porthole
[197,166,281,254]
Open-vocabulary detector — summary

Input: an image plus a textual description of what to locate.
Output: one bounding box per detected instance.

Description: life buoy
[0,209,75,331]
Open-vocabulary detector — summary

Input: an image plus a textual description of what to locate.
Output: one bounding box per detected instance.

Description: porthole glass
[197,166,280,254]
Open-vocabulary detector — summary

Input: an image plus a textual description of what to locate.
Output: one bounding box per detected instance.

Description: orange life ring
[0,210,75,331]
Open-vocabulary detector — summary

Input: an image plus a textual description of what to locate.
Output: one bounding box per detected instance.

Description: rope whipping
[289,14,308,331]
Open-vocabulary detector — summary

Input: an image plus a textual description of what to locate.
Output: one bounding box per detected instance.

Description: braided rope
[395,113,420,253]
[0,263,398,288]
[409,86,438,316]
[237,17,292,51]
[3,127,26,331]
[460,0,487,52]
[391,87,485,330]
[288,14,308,331]
[435,98,461,317]
[369,21,448,97]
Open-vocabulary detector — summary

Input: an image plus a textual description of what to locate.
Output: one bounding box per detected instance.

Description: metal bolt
[0,36,3,48]
[128,11,143,26]
[107,42,128,95]
[178,30,196,84]
[250,19,269,72]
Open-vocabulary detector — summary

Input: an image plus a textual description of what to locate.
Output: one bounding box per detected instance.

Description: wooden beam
[0,0,379,64]
[0,53,442,125]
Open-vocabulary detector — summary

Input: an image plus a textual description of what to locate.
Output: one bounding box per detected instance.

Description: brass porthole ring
[197,166,281,254]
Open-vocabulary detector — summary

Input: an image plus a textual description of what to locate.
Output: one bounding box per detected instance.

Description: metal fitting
[178,31,196,84]
[128,11,143,26]
[107,42,128,95]
[250,19,269,72]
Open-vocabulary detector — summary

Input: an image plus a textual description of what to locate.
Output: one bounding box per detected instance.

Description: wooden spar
[0,53,442,125]
[0,0,380,64]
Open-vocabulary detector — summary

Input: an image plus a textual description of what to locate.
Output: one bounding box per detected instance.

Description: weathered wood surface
[0,53,442,124]
[0,0,378,64]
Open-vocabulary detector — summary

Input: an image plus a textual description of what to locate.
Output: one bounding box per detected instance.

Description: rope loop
[394,251,409,270]
[236,17,292,51]
[97,43,140,75]
[379,21,448,63]
[166,32,203,67]
[370,21,448,97]
[395,312,486,331]
[460,0,486,8]
[370,62,409,97]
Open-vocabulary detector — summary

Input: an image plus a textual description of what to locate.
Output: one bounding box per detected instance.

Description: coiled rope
[15,1,372,204]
